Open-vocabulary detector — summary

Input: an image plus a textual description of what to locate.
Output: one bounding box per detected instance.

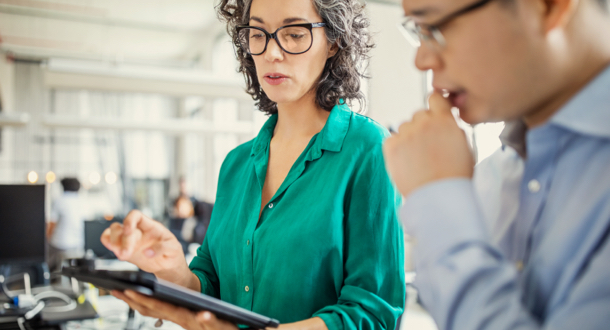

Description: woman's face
[248,0,335,107]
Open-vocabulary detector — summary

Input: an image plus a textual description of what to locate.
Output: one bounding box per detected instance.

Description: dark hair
[217,0,373,115]
[60,178,80,192]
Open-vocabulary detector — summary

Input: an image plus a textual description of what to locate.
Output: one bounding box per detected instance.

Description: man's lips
[447,91,467,109]
[435,87,467,109]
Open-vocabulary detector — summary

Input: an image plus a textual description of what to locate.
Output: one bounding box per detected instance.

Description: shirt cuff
[190,269,208,294]
[400,178,489,264]
[315,313,342,330]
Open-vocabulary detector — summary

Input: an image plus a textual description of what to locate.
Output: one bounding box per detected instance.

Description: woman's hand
[112,290,239,330]
[101,210,196,288]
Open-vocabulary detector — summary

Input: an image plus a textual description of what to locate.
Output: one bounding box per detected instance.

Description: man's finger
[428,92,453,115]
[397,120,412,134]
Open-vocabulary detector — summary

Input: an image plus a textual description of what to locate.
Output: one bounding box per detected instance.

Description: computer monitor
[84,219,121,259]
[0,185,46,265]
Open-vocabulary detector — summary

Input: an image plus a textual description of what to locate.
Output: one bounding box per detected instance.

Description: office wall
[367,2,425,129]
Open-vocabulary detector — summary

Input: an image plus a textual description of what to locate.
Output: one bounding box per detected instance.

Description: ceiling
[0,0,401,68]
[0,0,223,67]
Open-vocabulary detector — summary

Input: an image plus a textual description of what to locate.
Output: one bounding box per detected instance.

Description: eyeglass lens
[401,20,439,48]
[238,27,313,55]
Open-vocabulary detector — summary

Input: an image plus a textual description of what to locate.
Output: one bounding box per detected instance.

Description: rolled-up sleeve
[189,237,221,299]
[314,147,406,330]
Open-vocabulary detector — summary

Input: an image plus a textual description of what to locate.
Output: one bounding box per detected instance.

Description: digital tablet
[61,267,280,329]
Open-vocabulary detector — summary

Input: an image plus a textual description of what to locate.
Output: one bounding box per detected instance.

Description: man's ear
[540,0,579,32]
[327,41,339,59]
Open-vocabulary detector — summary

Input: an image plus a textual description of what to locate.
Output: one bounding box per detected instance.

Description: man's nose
[414,41,442,72]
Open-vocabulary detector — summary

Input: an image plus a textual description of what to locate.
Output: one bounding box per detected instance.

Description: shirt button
[246,240,250,245]
[528,179,541,193]
[268,203,274,209]
[515,261,524,271]
[245,286,250,292]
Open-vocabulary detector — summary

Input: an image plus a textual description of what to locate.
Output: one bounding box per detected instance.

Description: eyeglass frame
[399,0,496,48]
[236,22,327,56]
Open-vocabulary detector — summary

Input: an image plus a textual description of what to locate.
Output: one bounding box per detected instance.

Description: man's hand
[112,290,239,330]
[101,210,196,288]
[383,92,475,197]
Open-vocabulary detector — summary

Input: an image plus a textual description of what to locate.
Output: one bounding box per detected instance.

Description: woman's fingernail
[204,312,211,320]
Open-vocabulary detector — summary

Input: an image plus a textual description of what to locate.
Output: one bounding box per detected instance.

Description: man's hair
[217,0,373,115]
[60,178,80,192]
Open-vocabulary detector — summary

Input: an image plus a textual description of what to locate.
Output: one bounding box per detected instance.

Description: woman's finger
[124,290,195,329]
[197,311,238,330]
[112,291,162,319]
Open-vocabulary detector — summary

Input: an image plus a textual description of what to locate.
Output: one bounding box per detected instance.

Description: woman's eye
[251,33,265,39]
[290,34,305,39]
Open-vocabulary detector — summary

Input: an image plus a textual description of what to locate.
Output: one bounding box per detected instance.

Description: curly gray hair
[217,0,373,115]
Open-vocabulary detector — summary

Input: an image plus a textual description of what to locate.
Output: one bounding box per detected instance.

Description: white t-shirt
[49,191,85,250]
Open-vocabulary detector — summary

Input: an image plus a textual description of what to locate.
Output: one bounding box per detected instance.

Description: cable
[0,274,17,299]
[17,301,46,330]
[34,291,77,313]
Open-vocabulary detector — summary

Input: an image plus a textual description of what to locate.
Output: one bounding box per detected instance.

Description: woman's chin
[264,93,298,107]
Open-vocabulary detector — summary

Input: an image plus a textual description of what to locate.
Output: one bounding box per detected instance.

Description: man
[47,178,86,272]
[383,0,610,328]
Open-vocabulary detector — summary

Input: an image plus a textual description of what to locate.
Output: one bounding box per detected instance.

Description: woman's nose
[264,37,284,62]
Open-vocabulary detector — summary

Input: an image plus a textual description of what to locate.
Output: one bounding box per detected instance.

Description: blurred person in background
[186,200,214,245]
[384,0,610,328]
[101,0,406,329]
[168,195,195,254]
[178,176,199,208]
[47,177,86,273]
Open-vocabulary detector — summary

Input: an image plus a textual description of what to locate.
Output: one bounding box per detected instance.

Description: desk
[64,295,183,330]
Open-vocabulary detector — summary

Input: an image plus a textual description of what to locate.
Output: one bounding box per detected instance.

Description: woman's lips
[263,74,288,86]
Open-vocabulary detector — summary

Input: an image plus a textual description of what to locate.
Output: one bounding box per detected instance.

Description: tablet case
[61,267,280,329]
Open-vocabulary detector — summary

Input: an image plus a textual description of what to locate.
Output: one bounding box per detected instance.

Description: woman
[102,0,405,329]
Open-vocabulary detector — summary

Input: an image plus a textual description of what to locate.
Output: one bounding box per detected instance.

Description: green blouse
[189,104,405,330]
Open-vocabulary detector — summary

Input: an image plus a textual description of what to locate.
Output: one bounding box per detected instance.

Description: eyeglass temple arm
[427,0,494,28]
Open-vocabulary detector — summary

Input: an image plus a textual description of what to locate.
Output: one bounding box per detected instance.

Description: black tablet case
[61,267,279,329]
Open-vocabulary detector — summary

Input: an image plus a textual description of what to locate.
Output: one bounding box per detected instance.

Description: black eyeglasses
[236,23,326,55]
[399,0,496,48]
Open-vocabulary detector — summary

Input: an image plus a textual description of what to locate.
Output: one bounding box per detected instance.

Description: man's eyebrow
[407,7,440,17]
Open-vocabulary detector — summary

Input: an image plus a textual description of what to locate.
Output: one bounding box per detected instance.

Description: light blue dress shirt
[401,64,610,330]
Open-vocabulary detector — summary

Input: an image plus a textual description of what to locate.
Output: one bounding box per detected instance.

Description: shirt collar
[500,64,610,158]
[549,64,610,139]
[500,120,528,159]
[251,103,352,157]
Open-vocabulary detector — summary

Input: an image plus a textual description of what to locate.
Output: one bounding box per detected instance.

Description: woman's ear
[327,42,339,59]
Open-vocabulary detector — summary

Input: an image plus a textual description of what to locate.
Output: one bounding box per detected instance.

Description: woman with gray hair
[103,0,405,329]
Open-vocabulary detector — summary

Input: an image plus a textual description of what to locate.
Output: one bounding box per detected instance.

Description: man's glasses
[399,0,496,49]
[236,23,326,55]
